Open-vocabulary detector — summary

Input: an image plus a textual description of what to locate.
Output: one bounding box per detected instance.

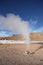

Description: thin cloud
[29,19,38,25]
[0,31,9,37]
[33,26,43,32]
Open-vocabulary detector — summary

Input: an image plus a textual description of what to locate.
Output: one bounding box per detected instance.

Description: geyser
[0,14,31,54]
[0,13,30,44]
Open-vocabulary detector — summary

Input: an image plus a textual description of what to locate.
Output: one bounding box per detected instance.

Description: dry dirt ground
[0,33,43,41]
[0,43,43,65]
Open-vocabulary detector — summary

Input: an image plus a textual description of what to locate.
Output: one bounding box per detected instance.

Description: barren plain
[0,33,43,65]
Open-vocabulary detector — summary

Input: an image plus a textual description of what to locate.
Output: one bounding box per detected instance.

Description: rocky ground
[0,43,43,65]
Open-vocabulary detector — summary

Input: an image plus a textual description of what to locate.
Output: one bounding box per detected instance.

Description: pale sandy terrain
[0,44,43,65]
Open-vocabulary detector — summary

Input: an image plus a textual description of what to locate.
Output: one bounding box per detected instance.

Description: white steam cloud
[0,14,29,43]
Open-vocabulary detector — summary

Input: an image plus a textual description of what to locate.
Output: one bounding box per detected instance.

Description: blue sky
[0,0,43,36]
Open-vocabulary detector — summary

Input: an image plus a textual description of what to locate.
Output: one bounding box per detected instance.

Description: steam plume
[0,14,29,43]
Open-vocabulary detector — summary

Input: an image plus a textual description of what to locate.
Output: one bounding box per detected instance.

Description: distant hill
[0,33,43,41]
[30,33,43,41]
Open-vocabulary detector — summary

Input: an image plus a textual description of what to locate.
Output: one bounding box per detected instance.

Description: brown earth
[0,33,43,41]
[30,33,43,41]
[0,44,43,65]
[0,33,43,65]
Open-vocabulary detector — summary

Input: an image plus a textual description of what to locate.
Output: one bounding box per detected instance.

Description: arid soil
[30,33,43,41]
[0,44,43,65]
[0,33,43,65]
[0,33,43,41]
